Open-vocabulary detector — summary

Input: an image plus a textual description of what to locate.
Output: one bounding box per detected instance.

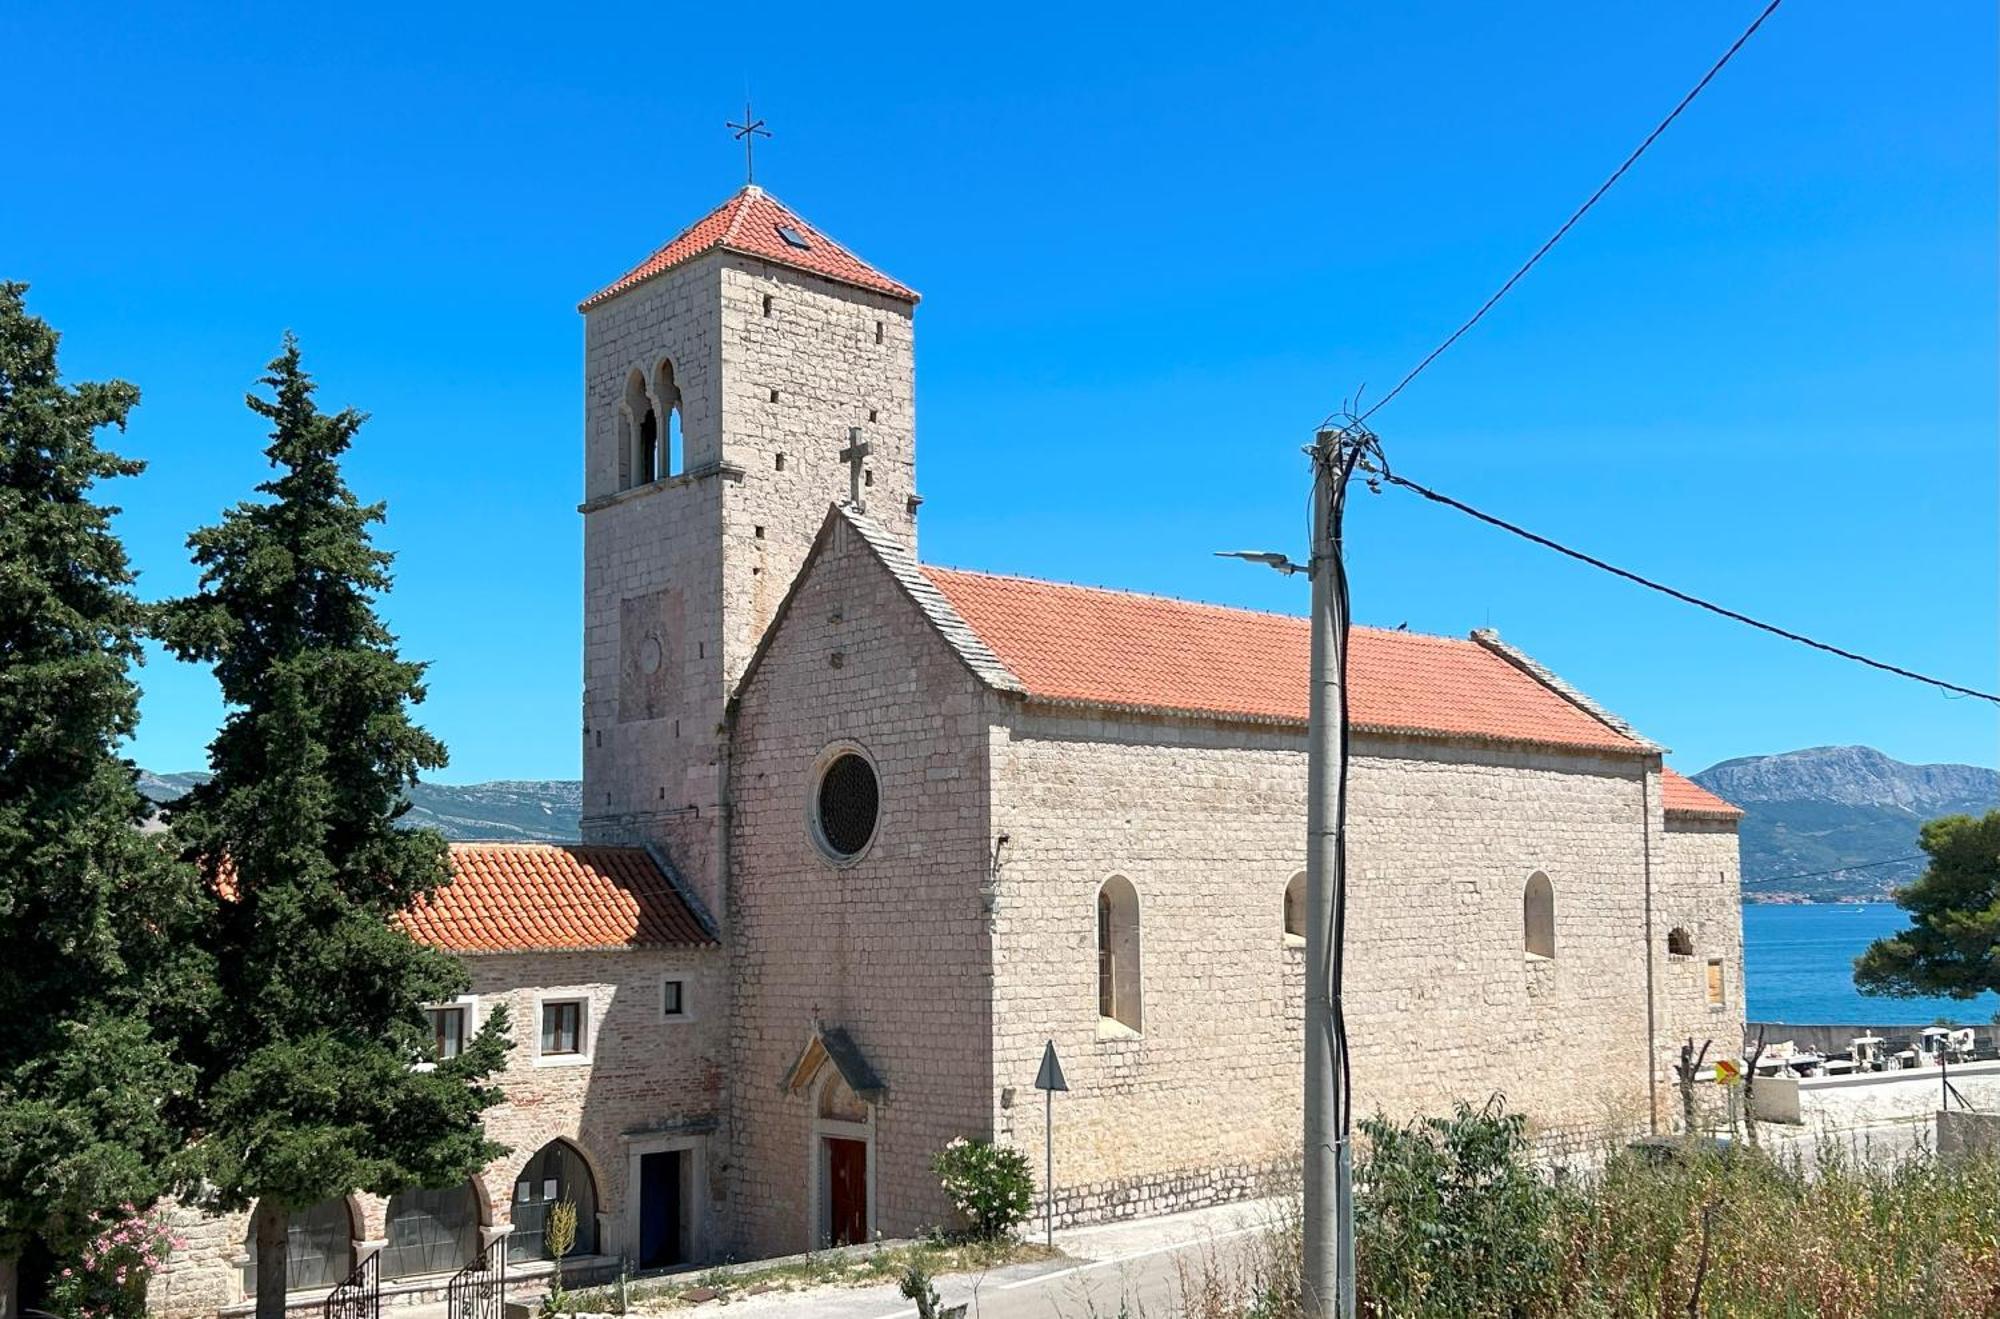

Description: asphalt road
[701,1200,1281,1319]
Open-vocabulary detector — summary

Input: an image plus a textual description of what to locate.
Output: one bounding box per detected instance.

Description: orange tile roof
[580,186,918,310]
[1660,768,1743,819]
[921,566,1646,753]
[399,843,716,954]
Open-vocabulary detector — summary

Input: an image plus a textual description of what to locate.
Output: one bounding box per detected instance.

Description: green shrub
[932,1136,1035,1239]
[1354,1096,1571,1318]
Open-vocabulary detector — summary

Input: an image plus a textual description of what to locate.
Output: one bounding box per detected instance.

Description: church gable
[730,503,1020,714]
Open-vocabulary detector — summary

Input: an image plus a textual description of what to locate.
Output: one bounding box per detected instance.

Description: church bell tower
[576,186,921,918]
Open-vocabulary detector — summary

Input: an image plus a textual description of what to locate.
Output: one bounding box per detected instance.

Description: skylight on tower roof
[776,224,812,250]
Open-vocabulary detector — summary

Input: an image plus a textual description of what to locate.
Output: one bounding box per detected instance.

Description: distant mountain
[137,771,582,843]
[1693,747,1998,902]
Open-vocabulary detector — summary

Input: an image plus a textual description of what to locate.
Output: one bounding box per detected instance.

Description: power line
[1748,853,1928,886]
[1370,465,2000,704]
[1358,0,1787,423]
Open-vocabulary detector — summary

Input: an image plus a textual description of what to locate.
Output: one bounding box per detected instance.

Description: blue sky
[5,2,1993,783]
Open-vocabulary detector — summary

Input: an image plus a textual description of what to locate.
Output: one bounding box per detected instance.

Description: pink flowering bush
[932,1137,1034,1240]
[46,1205,183,1319]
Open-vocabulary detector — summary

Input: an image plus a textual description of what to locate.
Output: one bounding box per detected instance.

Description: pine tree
[0,284,205,1317]
[1855,811,2000,1000]
[158,339,507,1319]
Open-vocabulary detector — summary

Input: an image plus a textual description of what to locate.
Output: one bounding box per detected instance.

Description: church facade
[149,186,1742,1313]
[576,185,1743,1251]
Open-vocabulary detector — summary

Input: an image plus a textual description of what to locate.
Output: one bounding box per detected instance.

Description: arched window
[638,407,659,484]
[652,359,684,477]
[243,1197,354,1297]
[1283,872,1307,944]
[1523,872,1555,960]
[381,1181,481,1280]
[620,370,651,489]
[509,1140,599,1264]
[1097,876,1142,1033]
[1667,927,1694,958]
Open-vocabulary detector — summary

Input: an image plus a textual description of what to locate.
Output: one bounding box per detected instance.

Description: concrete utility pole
[1221,424,1373,1318]
[1303,427,1359,1319]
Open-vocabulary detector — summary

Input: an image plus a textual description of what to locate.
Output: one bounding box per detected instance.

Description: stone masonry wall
[1656,814,1746,1119]
[579,249,917,929]
[988,710,1660,1224]
[580,254,731,917]
[715,257,917,693]
[725,520,993,1257]
[147,948,724,1316]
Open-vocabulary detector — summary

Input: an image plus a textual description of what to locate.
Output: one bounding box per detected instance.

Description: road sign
[1035,1039,1068,1092]
[1715,1058,1742,1087]
[1035,1039,1066,1249]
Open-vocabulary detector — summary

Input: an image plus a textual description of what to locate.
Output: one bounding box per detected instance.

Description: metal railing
[323,1250,379,1319]
[445,1244,506,1319]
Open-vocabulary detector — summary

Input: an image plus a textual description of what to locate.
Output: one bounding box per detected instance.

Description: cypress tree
[158,339,506,1319]
[0,284,204,1317]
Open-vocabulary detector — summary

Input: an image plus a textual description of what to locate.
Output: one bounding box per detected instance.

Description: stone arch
[620,369,651,488]
[1283,871,1307,945]
[650,355,684,478]
[381,1179,484,1280]
[241,1195,360,1298]
[1667,926,1694,958]
[1523,871,1555,960]
[1097,875,1142,1033]
[507,1137,602,1264]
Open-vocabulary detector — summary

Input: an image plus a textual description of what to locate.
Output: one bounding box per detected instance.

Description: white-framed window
[421,995,477,1066]
[661,977,691,1022]
[1706,959,1727,1008]
[535,994,592,1066]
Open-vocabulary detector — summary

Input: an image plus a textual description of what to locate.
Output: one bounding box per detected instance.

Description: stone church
[150,186,1743,1314]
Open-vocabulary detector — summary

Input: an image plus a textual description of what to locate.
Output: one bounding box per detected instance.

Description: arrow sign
[1034,1039,1068,1092]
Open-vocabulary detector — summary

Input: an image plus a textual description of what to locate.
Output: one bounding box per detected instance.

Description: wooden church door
[826,1138,868,1246]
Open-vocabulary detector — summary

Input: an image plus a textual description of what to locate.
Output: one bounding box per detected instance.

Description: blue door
[638,1150,682,1269]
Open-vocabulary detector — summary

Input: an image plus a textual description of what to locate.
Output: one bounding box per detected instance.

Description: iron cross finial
[726,101,772,185]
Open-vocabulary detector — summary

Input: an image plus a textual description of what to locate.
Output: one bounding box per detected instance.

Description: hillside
[1693,747,1998,902]
[137,771,583,842]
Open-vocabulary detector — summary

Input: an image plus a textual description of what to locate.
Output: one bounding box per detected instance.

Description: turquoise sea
[1743,901,2000,1025]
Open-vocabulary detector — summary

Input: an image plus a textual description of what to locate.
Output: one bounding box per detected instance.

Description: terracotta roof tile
[1661,768,1743,819]
[399,843,716,954]
[921,566,1645,753]
[581,186,918,310]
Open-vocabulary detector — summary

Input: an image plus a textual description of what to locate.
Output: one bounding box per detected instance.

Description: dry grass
[1157,1133,2000,1318]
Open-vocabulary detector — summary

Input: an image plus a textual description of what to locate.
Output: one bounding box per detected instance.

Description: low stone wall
[1747,1022,1997,1060]
[1040,1160,1285,1231]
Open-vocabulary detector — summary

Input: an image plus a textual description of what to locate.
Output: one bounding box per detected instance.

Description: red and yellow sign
[1714,1059,1743,1086]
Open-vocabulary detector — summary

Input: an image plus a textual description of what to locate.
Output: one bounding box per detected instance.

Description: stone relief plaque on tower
[620,588,683,723]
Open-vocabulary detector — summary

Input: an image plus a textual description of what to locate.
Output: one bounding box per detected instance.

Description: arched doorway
[508,1140,599,1264]
[381,1181,482,1280]
[242,1197,356,1298]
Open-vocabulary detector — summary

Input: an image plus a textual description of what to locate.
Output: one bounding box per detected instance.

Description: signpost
[1033,1039,1068,1250]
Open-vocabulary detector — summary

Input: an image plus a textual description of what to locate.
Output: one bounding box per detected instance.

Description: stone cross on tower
[840,428,871,513]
